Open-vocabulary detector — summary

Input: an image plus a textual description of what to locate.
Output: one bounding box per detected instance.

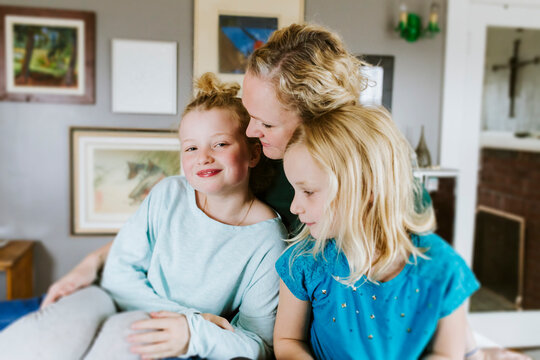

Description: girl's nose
[290,197,303,215]
[197,150,213,165]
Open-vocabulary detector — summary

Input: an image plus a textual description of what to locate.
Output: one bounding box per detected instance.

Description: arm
[129,238,287,360]
[41,242,112,308]
[274,280,314,360]
[464,320,532,360]
[424,304,467,360]
[100,190,196,313]
[182,244,286,359]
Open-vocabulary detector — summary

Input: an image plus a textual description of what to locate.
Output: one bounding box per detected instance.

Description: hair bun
[194,72,240,98]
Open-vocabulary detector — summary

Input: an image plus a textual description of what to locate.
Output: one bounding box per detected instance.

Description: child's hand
[201,313,234,331]
[128,311,190,360]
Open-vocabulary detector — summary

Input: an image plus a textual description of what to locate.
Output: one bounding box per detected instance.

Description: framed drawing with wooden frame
[0,5,95,104]
[70,127,181,236]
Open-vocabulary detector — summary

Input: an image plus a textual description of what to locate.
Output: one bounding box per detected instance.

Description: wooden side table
[0,240,35,300]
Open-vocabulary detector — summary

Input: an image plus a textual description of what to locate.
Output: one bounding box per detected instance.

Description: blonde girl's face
[179,108,258,196]
[284,144,333,240]
[242,72,302,160]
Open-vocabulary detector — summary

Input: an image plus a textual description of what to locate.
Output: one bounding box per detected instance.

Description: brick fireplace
[476,148,540,309]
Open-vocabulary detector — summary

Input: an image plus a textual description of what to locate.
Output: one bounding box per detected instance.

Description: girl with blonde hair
[0,73,287,360]
[275,104,479,359]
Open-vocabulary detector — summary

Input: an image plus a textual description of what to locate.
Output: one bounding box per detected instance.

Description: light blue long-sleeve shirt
[101,176,287,359]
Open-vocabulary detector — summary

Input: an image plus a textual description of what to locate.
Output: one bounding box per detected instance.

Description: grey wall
[0,0,445,298]
[0,0,193,297]
[306,0,446,162]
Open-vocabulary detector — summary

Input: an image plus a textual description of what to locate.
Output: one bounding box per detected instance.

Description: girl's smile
[196,169,222,177]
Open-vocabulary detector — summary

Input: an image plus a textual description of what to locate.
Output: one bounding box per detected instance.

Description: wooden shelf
[0,240,35,300]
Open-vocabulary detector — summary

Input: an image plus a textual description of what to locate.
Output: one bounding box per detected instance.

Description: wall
[0,0,446,298]
[0,0,193,298]
[306,0,446,161]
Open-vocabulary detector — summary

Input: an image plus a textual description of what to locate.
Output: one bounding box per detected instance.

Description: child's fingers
[201,313,234,331]
[131,317,175,330]
[213,316,234,331]
[127,330,169,344]
[149,311,180,318]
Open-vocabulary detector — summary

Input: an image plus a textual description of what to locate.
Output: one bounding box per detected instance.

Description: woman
[4,23,527,360]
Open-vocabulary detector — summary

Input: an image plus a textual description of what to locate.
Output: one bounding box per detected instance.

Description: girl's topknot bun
[194,72,240,99]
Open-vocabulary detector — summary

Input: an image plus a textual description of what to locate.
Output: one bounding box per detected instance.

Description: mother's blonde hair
[247,23,368,120]
[286,105,435,285]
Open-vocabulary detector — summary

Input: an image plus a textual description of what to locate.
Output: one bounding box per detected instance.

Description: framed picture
[0,5,95,104]
[112,39,177,115]
[358,55,395,111]
[194,0,304,87]
[71,128,181,236]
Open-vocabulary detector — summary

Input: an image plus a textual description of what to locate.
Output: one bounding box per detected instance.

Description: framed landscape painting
[71,128,181,236]
[0,6,95,104]
[194,0,304,88]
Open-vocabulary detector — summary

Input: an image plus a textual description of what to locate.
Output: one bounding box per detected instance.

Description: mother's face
[242,72,302,160]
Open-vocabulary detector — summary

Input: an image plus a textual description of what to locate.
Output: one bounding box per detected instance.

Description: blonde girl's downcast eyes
[184,146,197,152]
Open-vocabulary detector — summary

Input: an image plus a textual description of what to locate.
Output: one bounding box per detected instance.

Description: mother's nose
[246,119,263,138]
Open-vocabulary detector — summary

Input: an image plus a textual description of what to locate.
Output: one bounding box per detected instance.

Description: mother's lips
[196,169,222,177]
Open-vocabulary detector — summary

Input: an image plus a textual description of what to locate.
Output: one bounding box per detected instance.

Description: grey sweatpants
[0,286,152,360]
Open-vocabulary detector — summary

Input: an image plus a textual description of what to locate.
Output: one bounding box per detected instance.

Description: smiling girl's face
[179,108,259,196]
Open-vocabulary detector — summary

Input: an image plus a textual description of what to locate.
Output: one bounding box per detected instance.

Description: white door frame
[440,0,540,348]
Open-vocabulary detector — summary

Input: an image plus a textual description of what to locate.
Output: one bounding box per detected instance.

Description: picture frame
[358,55,395,111]
[193,0,304,87]
[70,127,181,236]
[112,39,178,115]
[0,5,95,104]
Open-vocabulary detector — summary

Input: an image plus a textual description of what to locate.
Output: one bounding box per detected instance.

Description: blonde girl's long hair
[286,105,436,285]
[247,23,369,120]
[182,72,274,193]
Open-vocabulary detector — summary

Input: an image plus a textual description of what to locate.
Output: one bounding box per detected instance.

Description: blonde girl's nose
[290,196,303,215]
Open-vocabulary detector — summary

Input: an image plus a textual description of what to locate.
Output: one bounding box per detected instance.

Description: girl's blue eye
[185,147,196,152]
[215,142,228,148]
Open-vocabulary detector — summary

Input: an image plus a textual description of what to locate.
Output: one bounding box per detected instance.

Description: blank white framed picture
[112,39,178,114]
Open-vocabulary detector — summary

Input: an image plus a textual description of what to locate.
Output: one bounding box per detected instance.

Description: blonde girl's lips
[196,169,222,177]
